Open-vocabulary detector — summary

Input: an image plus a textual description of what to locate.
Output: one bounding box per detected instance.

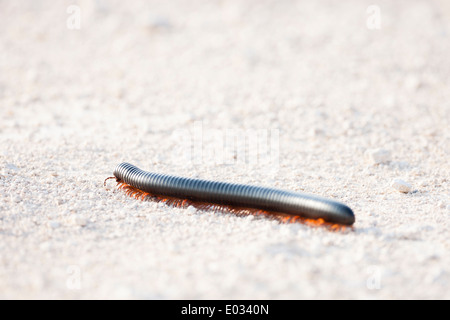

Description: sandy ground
[0,0,449,299]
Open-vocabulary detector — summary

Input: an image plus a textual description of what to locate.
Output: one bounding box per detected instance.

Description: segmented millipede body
[109,162,355,227]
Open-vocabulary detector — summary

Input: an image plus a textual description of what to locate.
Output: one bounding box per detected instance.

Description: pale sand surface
[0,0,449,299]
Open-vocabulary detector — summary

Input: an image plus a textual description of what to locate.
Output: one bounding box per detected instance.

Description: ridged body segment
[114,162,355,225]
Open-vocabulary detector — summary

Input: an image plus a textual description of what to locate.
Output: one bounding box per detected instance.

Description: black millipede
[106,162,355,229]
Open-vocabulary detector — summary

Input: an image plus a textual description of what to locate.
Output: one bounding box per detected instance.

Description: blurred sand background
[0,0,449,299]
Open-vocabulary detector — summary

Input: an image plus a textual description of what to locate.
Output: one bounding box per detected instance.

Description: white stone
[391,179,413,193]
[364,148,391,165]
[404,75,422,91]
[49,221,60,229]
[73,216,88,227]
[39,241,52,250]
[6,163,19,171]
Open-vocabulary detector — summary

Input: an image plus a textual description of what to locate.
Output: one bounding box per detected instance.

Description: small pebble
[141,14,171,31]
[39,241,52,250]
[73,216,88,227]
[308,127,325,137]
[404,75,422,91]
[49,221,60,229]
[391,179,413,193]
[185,206,197,215]
[364,148,391,165]
[6,163,19,171]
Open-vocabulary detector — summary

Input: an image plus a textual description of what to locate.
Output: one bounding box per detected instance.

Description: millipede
[106,162,355,230]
